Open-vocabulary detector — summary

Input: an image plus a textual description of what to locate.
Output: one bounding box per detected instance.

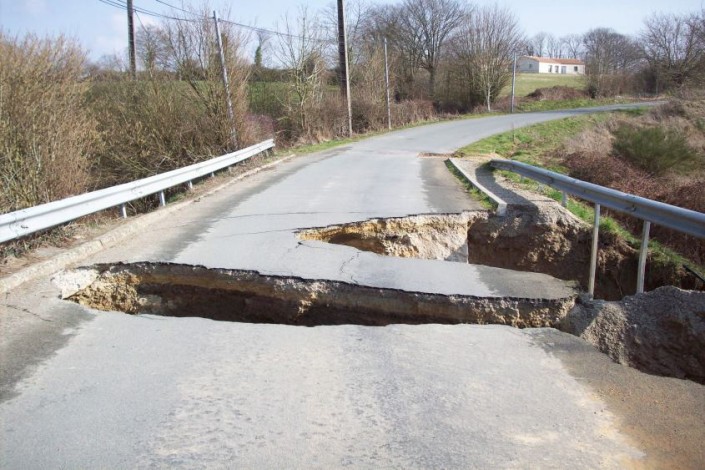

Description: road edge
[0,154,297,294]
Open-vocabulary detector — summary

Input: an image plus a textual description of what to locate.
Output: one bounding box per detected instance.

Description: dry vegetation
[0,34,98,212]
[2,1,705,267]
[561,100,705,263]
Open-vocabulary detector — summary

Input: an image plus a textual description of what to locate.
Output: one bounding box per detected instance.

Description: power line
[145,0,317,40]
[96,0,196,22]
[152,0,196,16]
[97,0,334,44]
[219,17,334,45]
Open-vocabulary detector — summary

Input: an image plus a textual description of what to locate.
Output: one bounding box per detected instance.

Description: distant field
[500,73,585,97]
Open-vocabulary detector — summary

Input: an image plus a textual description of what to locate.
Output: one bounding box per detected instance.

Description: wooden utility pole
[213,11,236,145]
[127,0,136,79]
[384,37,392,130]
[510,54,517,113]
[337,0,353,136]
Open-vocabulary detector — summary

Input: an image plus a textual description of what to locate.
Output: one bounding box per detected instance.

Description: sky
[1,0,703,61]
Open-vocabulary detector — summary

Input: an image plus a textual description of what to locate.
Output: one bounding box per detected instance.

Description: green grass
[493,162,692,270]
[454,111,699,270]
[516,96,635,112]
[444,160,496,210]
[500,73,584,98]
[283,115,455,155]
[457,113,610,167]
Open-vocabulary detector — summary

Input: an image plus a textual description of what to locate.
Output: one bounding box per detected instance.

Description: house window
[574,66,578,72]
[548,65,552,72]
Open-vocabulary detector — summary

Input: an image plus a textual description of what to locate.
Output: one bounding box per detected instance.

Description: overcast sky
[1,0,703,61]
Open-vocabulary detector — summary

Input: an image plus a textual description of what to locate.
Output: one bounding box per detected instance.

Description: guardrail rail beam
[490,159,705,298]
[0,139,275,244]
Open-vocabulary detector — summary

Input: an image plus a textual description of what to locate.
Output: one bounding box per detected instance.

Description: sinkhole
[55,205,705,384]
[58,262,574,328]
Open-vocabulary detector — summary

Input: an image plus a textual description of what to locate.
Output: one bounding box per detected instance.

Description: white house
[517,56,585,75]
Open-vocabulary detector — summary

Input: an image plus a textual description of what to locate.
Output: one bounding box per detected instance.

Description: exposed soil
[300,205,697,300]
[56,262,576,328]
[295,205,705,384]
[299,212,483,263]
[562,287,705,384]
[559,99,705,265]
[526,85,589,101]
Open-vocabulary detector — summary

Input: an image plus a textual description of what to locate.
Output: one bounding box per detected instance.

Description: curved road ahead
[2,104,702,469]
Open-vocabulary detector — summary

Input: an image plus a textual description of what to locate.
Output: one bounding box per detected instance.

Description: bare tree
[528,32,549,56]
[545,34,563,58]
[450,5,523,111]
[368,4,424,99]
[274,7,328,136]
[641,12,705,90]
[401,0,466,99]
[583,27,641,96]
[136,24,169,76]
[159,8,251,146]
[561,34,583,59]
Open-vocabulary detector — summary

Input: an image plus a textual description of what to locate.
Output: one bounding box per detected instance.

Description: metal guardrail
[490,159,705,297]
[0,139,275,243]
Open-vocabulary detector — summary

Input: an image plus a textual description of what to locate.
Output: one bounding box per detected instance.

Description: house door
[561,66,567,74]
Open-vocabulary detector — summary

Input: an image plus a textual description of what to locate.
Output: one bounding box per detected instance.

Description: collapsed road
[1,105,704,469]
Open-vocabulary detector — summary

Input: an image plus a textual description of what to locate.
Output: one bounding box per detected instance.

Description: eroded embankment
[57,262,575,328]
[299,206,699,300]
[56,202,705,383]
[564,287,705,385]
[298,212,483,263]
[296,206,705,384]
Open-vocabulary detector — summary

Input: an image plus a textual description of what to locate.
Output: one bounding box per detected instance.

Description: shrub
[87,13,254,188]
[0,34,98,213]
[612,124,700,176]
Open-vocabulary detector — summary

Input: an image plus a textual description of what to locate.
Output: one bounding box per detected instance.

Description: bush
[612,124,700,175]
[0,34,98,213]
[87,80,237,187]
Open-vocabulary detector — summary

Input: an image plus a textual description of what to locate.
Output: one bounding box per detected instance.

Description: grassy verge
[457,113,612,168]
[443,160,496,210]
[455,113,701,271]
[282,115,450,155]
[499,73,584,97]
[515,96,636,112]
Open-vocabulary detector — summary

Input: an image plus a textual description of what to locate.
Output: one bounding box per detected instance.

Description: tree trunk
[429,66,436,101]
[486,83,492,112]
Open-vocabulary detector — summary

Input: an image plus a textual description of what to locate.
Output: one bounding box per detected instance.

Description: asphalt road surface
[2,105,703,469]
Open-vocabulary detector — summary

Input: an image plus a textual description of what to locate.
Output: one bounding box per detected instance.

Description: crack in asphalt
[339,252,363,284]
[0,304,53,322]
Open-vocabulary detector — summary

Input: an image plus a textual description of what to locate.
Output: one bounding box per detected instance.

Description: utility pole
[383,37,392,130]
[337,0,353,137]
[127,0,136,79]
[213,11,236,146]
[510,53,517,113]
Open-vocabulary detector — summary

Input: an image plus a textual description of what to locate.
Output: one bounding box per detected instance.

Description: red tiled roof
[521,56,584,65]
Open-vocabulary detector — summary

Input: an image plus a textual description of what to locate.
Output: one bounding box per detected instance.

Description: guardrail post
[588,203,600,298]
[561,191,567,208]
[187,181,193,191]
[636,221,651,294]
[120,204,128,219]
[159,191,166,207]
[210,172,215,178]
